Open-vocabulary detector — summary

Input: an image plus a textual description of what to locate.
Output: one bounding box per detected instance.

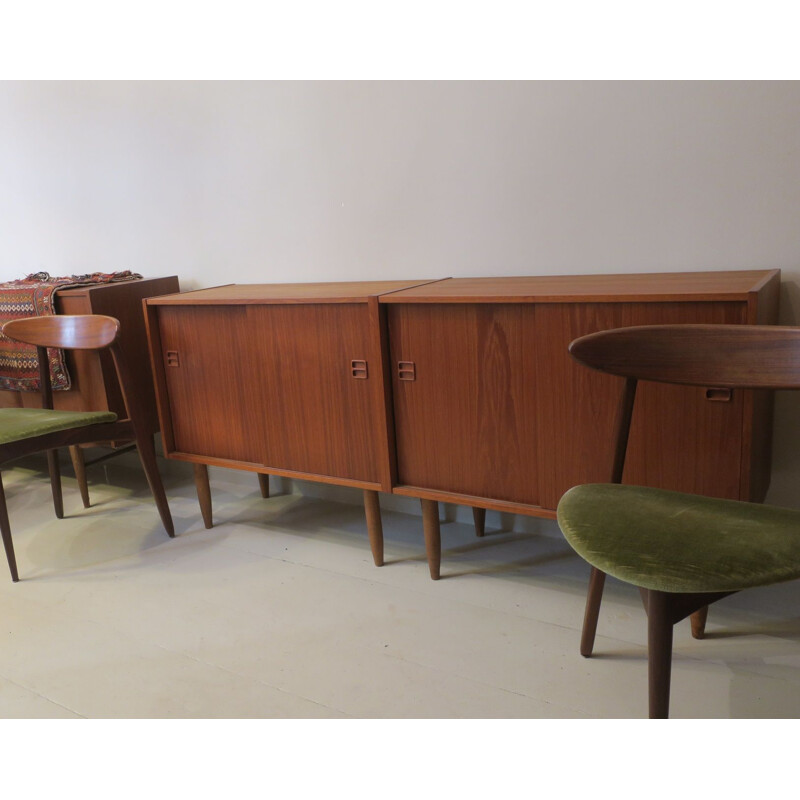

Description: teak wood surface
[388,299,761,512]
[570,323,800,388]
[533,301,751,509]
[388,302,540,504]
[144,270,780,577]
[384,271,778,577]
[145,281,429,492]
[144,280,439,305]
[378,270,778,303]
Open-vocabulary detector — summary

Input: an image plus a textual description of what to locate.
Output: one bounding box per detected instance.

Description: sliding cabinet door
[156,305,266,465]
[247,304,383,484]
[389,303,539,505]
[534,300,749,510]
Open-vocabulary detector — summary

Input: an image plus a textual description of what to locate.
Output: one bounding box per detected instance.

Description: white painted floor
[1,451,800,719]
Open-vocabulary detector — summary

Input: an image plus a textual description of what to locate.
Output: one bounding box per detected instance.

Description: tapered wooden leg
[69,445,91,508]
[421,499,441,580]
[257,473,270,499]
[580,567,606,657]
[194,463,213,529]
[690,606,709,639]
[135,434,174,537]
[472,506,486,537]
[46,449,63,519]
[647,589,674,719]
[363,490,384,567]
[0,473,19,582]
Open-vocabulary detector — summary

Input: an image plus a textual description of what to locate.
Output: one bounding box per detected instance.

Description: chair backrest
[568,324,800,484]
[569,324,800,390]
[0,314,144,427]
[1,314,120,351]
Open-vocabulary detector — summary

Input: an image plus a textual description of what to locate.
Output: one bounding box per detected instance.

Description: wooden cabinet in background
[0,276,180,437]
[0,275,180,508]
[145,270,780,579]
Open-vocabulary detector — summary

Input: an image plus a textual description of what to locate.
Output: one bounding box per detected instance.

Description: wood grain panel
[534,301,748,510]
[389,303,539,504]
[367,298,399,491]
[146,280,439,305]
[78,276,179,434]
[380,271,779,304]
[247,303,382,482]
[156,306,265,464]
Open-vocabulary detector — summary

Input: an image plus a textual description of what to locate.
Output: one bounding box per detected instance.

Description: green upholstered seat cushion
[557,483,800,593]
[0,407,117,445]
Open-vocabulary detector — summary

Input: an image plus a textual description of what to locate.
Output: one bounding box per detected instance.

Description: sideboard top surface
[56,276,178,297]
[379,270,780,304]
[145,279,439,305]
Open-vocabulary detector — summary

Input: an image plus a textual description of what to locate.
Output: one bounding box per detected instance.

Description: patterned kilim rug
[0,271,142,391]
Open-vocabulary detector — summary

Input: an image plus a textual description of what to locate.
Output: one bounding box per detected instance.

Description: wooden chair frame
[568,323,800,717]
[0,314,174,582]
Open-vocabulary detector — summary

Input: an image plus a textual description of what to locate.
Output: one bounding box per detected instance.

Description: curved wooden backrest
[569,324,800,390]
[1,314,120,350]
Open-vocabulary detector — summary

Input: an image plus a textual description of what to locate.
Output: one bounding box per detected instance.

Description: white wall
[2,81,800,508]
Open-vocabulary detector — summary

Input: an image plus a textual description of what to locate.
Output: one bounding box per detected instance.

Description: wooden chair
[0,314,174,582]
[556,324,800,717]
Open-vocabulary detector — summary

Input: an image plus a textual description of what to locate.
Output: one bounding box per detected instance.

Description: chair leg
[46,449,63,519]
[0,473,19,582]
[257,473,270,499]
[421,499,441,580]
[690,606,709,639]
[194,463,213,529]
[363,490,384,567]
[647,589,674,719]
[472,506,486,537]
[135,434,174,537]
[69,446,91,508]
[580,567,606,657]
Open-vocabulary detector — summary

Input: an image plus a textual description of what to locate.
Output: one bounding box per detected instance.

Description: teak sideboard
[143,270,780,578]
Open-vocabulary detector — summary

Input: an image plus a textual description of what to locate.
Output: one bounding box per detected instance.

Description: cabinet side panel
[249,304,381,483]
[84,276,180,435]
[536,301,748,510]
[157,306,265,464]
[368,298,398,491]
[144,302,175,453]
[390,303,539,504]
[53,291,109,411]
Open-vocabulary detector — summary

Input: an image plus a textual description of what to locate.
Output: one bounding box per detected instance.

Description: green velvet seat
[0,408,117,445]
[558,483,800,594]
[558,323,800,717]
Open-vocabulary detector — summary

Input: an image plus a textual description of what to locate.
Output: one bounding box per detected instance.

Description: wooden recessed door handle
[166,350,180,367]
[705,388,732,402]
[398,361,416,381]
[351,359,368,379]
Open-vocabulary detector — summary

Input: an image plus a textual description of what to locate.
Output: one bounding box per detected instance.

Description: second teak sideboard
[144,270,780,579]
